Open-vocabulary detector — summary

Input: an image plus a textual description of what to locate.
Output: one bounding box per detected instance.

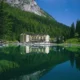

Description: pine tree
[70,23,75,38]
[76,20,80,37]
[0,1,13,40]
[0,0,4,39]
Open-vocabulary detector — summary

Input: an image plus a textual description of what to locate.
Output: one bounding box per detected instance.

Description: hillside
[5,0,54,19]
[0,2,70,41]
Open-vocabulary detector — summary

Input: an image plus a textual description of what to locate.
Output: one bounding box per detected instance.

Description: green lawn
[65,38,80,44]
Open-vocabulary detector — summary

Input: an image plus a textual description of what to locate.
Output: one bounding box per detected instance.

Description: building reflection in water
[53,46,65,52]
[25,46,50,54]
[45,46,49,54]
[26,46,30,53]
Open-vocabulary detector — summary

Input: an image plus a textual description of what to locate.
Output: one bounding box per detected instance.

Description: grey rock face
[6,0,44,16]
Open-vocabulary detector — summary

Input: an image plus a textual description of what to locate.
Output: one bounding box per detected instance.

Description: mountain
[5,0,47,16]
[5,0,55,20]
[0,1,70,41]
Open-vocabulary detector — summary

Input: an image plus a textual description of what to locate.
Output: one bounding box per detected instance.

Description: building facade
[20,34,50,43]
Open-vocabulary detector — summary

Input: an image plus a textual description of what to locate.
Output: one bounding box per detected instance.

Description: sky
[36,0,80,26]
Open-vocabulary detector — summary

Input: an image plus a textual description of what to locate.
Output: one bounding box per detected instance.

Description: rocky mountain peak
[5,0,44,16]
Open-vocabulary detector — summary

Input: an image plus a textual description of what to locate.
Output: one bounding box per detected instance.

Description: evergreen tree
[70,23,75,38]
[0,0,4,39]
[0,1,13,40]
[76,20,80,37]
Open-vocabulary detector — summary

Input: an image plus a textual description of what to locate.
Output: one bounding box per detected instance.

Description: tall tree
[0,0,4,39]
[0,0,13,40]
[70,23,75,38]
[76,20,80,37]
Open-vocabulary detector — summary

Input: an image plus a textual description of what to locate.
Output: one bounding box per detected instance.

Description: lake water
[0,45,80,80]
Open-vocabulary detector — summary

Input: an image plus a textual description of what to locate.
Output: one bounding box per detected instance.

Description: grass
[65,38,80,44]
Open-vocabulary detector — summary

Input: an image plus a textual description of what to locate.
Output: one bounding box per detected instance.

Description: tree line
[70,20,80,38]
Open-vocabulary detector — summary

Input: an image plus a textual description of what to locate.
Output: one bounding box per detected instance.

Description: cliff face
[5,0,45,16]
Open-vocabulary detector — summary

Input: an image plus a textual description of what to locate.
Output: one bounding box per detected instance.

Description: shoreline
[0,42,80,47]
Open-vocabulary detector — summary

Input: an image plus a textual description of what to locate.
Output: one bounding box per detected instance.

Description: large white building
[20,34,50,43]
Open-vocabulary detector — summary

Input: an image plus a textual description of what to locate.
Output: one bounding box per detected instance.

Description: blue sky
[36,0,80,26]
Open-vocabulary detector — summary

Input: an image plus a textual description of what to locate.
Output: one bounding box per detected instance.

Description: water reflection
[26,46,30,53]
[25,46,50,54]
[11,70,45,80]
[0,46,80,80]
[25,46,65,54]
[53,46,65,52]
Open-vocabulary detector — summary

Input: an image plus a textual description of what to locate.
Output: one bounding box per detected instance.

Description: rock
[5,0,45,16]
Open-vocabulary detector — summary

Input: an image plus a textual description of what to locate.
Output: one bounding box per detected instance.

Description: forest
[0,1,80,42]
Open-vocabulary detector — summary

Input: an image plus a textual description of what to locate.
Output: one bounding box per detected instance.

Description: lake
[0,45,80,80]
